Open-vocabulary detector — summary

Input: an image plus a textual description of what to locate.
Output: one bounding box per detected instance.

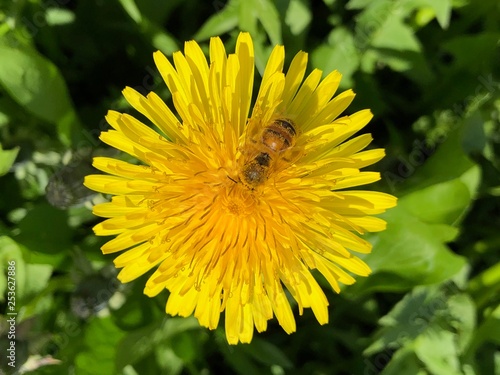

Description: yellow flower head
[84,32,397,344]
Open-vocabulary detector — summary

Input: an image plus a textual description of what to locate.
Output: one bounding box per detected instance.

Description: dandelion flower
[84,32,397,344]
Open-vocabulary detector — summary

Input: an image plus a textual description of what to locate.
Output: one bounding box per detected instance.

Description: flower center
[221,183,258,217]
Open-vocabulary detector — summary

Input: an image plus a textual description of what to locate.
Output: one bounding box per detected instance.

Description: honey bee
[237,118,299,190]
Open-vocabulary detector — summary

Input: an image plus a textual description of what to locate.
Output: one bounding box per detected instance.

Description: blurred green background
[0,0,499,374]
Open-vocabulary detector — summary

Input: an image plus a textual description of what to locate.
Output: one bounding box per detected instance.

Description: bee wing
[243,117,265,144]
[239,117,264,163]
[268,143,304,178]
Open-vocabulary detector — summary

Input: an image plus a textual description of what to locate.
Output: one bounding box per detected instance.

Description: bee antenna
[227,176,238,184]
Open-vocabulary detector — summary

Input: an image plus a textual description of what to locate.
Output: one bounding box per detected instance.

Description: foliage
[0,0,499,374]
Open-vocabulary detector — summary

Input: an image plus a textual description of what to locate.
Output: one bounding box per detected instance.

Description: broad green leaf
[367,47,435,84]
[365,286,443,355]
[311,27,360,88]
[346,0,375,9]
[111,283,158,330]
[415,7,438,27]
[0,45,78,145]
[149,26,179,55]
[447,294,476,353]
[194,0,239,41]
[154,344,184,374]
[75,317,125,375]
[242,336,293,369]
[427,0,452,29]
[253,0,282,45]
[459,165,482,201]
[115,317,200,370]
[285,0,312,36]
[398,178,472,225]
[367,284,475,370]
[462,112,488,155]
[414,330,461,375]
[389,120,476,195]
[117,0,178,54]
[22,263,53,303]
[0,236,25,303]
[351,0,451,28]
[443,33,500,74]
[217,330,262,375]
[170,330,202,364]
[0,144,19,176]
[427,223,459,243]
[16,203,72,254]
[468,261,500,310]
[468,305,500,356]
[371,17,421,52]
[239,0,258,41]
[115,320,165,370]
[357,204,466,291]
[352,0,435,83]
[353,0,393,48]
[412,0,453,29]
[380,347,423,375]
[132,0,183,25]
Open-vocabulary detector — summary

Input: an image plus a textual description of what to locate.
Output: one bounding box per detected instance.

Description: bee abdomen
[261,119,296,153]
[275,119,296,136]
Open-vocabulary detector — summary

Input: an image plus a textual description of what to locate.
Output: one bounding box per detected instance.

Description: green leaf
[75,317,126,375]
[115,317,200,370]
[239,0,258,38]
[468,305,500,354]
[311,27,360,88]
[380,347,423,375]
[253,0,282,45]
[16,203,72,254]
[111,286,158,330]
[118,0,179,54]
[149,26,179,55]
[242,336,293,369]
[462,112,488,155]
[218,337,262,375]
[367,283,476,374]
[154,344,184,374]
[0,45,79,145]
[346,0,374,9]
[45,8,76,26]
[119,0,142,23]
[371,17,421,52]
[414,330,461,375]
[194,0,239,41]
[357,204,466,291]
[389,120,477,195]
[427,0,452,29]
[22,263,53,302]
[443,33,500,74]
[0,236,25,303]
[447,294,476,353]
[170,330,202,364]
[398,178,473,225]
[285,0,312,35]
[0,144,19,177]
[365,285,442,355]
[468,262,500,311]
